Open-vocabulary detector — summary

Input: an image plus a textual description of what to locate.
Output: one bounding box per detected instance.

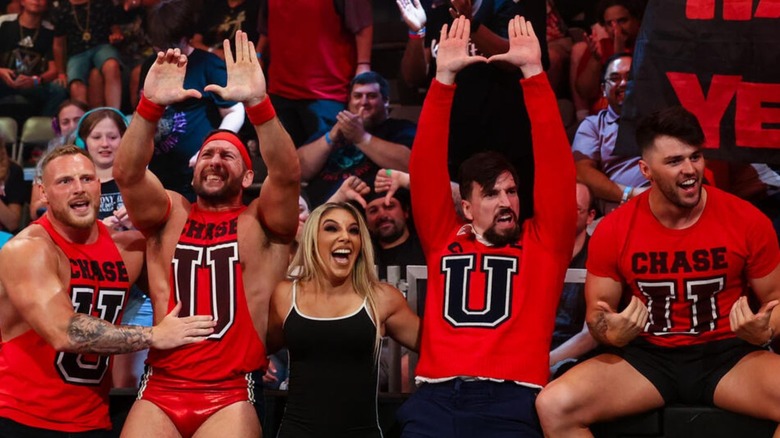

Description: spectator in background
[51,0,124,108]
[141,0,245,201]
[549,182,598,377]
[0,138,24,235]
[569,0,644,120]
[572,52,648,214]
[297,71,415,207]
[0,0,67,116]
[73,107,154,388]
[256,0,373,147]
[191,0,258,61]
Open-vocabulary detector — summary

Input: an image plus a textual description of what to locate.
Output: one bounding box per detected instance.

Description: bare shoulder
[0,225,59,262]
[0,225,63,281]
[375,282,407,313]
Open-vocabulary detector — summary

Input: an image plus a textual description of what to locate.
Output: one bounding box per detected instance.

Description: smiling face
[461,171,521,246]
[639,135,705,210]
[316,207,362,282]
[41,153,100,229]
[603,55,632,113]
[365,196,409,247]
[348,82,388,129]
[85,117,122,170]
[192,140,252,203]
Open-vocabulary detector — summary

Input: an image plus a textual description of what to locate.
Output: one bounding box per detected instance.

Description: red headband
[200,131,252,169]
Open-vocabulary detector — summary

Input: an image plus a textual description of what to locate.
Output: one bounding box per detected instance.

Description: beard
[49,199,97,229]
[373,219,404,244]
[192,171,243,203]
[656,177,702,210]
[482,208,521,246]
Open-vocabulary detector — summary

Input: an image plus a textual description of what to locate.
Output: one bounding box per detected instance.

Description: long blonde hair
[288,202,383,354]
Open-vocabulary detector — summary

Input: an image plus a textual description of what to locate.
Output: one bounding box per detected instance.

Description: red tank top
[0,216,130,432]
[146,204,267,383]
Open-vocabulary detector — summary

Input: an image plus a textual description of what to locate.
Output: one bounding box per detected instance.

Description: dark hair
[147,0,203,49]
[635,106,705,156]
[77,108,129,145]
[458,151,519,201]
[349,72,390,101]
[601,52,632,84]
[596,0,645,25]
[53,99,89,135]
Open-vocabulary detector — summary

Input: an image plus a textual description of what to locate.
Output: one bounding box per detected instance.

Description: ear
[602,83,608,98]
[461,198,473,222]
[638,158,652,181]
[242,169,255,189]
[38,183,48,205]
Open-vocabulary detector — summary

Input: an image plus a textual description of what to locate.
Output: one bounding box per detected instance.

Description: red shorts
[137,368,256,438]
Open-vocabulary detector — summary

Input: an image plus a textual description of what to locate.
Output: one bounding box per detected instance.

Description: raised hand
[150,302,216,349]
[204,30,266,107]
[730,296,777,346]
[435,16,487,85]
[488,15,543,78]
[594,295,648,346]
[143,48,202,106]
[396,0,426,32]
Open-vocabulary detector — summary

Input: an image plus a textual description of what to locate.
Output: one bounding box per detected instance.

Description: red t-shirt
[588,187,780,347]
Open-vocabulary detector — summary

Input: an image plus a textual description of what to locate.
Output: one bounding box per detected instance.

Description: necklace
[70,1,92,42]
[18,22,40,48]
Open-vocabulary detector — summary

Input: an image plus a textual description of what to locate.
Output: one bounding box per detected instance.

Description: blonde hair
[289,202,383,354]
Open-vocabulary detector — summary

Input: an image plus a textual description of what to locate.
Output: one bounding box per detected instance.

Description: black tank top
[278,281,382,438]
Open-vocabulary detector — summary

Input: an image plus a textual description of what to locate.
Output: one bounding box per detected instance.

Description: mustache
[493,208,517,223]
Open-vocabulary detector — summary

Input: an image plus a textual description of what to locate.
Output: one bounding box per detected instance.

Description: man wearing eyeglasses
[572,52,649,214]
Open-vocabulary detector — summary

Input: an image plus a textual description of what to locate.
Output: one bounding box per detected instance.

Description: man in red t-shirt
[537,106,780,437]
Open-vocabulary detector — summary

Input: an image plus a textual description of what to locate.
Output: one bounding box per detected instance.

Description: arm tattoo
[66,314,152,354]
[587,313,610,345]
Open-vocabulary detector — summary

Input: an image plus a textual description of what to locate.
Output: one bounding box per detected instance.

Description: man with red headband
[114,31,300,437]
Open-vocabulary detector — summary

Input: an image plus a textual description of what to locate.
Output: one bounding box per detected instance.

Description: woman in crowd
[267,202,420,437]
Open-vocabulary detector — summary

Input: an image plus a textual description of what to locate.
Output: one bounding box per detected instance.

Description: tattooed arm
[0,232,214,354]
[585,273,647,347]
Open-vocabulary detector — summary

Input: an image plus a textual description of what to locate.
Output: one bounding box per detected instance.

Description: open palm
[143,49,202,106]
[435,16,486,84]
[204,30,266,106]
[488,16,542,74]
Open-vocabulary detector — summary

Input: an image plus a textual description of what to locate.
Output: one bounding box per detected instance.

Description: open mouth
[70,199,90,213]
[679,178,697,193]
[332,248,352,265]
[494,209,516,227]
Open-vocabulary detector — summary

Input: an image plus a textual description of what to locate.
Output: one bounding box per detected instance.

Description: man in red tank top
[115,31,300,438]
[0,145,215,436]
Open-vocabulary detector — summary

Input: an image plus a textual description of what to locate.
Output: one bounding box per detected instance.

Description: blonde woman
[267,202,420,438]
